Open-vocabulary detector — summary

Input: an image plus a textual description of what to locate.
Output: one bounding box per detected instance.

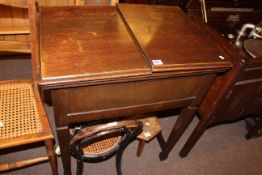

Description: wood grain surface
[117,4,232,72]
[40,6,151,81]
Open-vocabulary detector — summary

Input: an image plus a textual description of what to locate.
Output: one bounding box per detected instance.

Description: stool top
[137,116,161,142]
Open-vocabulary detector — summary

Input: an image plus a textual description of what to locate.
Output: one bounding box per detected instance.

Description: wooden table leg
[51,90,72,175]
[179,117,210,157]
[159,106,196,160]
[156,131,166,151]
[57,127,72,175]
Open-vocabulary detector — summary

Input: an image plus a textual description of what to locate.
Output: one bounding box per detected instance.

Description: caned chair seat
[73,123,122,156]
[0,80,57,174]
[70,116,164,175]
[82,135,121,156]
[70,120,143,175]
[0,80,52,148]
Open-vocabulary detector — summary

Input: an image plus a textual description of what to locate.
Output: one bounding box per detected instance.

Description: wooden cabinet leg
[179,118,209,157]
[45,139,58,175]
[156,132,166,151]
[57,127,72,175]
[159,106,196,160]
[51,90,71,175]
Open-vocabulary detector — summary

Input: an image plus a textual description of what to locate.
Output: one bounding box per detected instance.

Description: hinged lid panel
[40,6,151,81]
[118,4,231,72]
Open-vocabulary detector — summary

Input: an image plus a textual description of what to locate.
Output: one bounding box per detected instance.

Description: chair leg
[45,139,58,175]
[76,159,84,175]
[116,142,130,175]
[136,140,146,157]
[116,150,123,175]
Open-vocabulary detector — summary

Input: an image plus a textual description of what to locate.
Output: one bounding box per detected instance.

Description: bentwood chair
[0,0,58,174]
[70,120,143,175]
[0,0,31,54]
[70,114,164,175]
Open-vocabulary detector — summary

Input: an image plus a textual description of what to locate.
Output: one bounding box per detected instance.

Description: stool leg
[136,140,146,157]
[45,139,58,175]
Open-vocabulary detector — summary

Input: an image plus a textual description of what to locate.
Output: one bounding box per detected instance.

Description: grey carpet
[0,55,261,175]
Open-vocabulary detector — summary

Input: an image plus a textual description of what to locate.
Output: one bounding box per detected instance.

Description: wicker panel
[83,136,121,155]
[0,82,43,139]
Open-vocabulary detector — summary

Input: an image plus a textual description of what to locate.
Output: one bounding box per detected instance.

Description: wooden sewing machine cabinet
[35,4,232,174]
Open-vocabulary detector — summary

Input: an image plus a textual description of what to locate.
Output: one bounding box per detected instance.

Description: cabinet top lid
[39,6,151,83]
[117,4,232,73]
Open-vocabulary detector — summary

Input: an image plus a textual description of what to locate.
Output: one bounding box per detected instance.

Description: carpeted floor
[0,55,261,175]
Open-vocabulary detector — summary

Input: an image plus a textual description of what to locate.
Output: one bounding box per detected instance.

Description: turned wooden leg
[137,140,146,157]
[45,139,58,175]
[179,118,209,157]
[159,106,196,161]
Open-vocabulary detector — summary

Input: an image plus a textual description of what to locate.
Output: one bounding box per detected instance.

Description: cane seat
[0,82,42,142]
[0,80,57,174]
[70,120,143,175]
[74,123,122,157]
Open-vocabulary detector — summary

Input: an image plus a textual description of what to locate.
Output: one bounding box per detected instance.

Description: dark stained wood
[37,67,229,89]
[51,89,71,175]
[178,10,262,157]
[39,6,151,82]
[184,0,262,35]
[65,76,203,115]
[137,140,146,157]
[117,4,232,72]
[119,0,180,5]
[36,5,232,174]
[160,105,197,160]
[245,117,262,139]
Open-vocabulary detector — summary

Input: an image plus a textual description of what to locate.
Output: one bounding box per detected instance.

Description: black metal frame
[70,122,143,175]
